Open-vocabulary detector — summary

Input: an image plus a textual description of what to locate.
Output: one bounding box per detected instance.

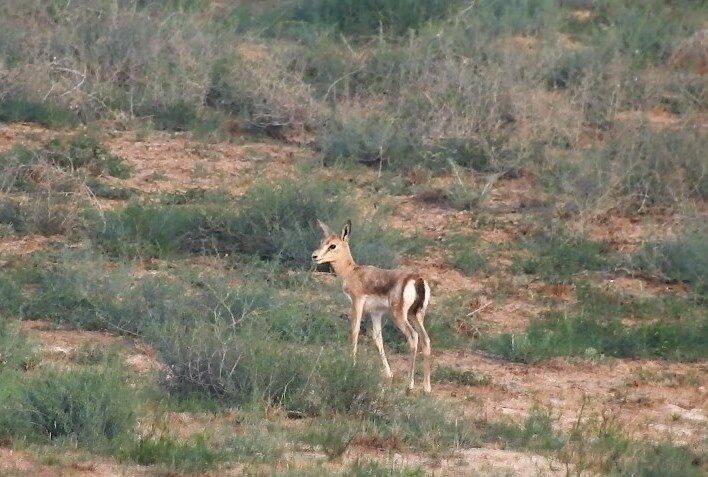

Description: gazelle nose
[311,253,317,260]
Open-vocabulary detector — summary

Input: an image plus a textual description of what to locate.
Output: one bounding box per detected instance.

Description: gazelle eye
[328,244,336,250]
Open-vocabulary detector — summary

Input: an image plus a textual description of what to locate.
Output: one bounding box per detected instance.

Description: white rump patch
[402,280,417,314]
[422,280,431,311]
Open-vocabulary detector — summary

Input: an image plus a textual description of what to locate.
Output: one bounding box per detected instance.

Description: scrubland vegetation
[0,0,706,475]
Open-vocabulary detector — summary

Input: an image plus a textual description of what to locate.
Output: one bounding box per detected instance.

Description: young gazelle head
[311,219,352,265]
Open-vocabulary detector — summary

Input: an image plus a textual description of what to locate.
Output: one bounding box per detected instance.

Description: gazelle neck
[330,249,356,279]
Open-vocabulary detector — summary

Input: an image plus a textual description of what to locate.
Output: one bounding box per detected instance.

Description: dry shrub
[668,29,708,74]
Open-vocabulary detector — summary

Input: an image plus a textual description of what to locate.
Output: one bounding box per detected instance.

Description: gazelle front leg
[349,298,365,358]
[370,312,393,379]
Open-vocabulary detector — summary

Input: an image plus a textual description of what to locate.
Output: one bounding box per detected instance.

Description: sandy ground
[1,121,706,476]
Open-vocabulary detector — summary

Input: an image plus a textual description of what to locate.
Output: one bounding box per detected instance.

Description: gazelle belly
[363,295,389,314]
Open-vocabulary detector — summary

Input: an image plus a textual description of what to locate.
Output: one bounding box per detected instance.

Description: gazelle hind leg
[370,312,393,379]
[392,305,418,391]
[411,309,431,393]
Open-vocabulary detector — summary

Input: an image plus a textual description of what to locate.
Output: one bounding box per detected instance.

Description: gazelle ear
[316,219,332,237]
[341,219,352,241]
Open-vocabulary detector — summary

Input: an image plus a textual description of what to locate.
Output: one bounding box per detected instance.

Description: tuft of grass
[365,395,478,452]
[122,434,226,471]
[432,365,491,387]
[609,442,705,477]
[484,408,565,451]
[347,459,425,477]
[634,226,708,298]
[0,318,35,372]
[0,366,137,451]
[300,418,359,460]
[45,133,132,179]
[318,115,421,170]
[156,320,382,416]
[86,178,133,200]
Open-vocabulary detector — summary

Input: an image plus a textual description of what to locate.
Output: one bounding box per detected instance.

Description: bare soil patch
[387,351,708,448]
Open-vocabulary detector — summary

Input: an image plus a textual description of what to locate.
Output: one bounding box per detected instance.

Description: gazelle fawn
[312,219,432,393]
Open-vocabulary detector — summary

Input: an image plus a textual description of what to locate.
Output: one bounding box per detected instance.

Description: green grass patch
[514,230,615,283]
[480,289,707,362]
[0,366,137,451]
[264,0,461,38]
[0,318,35,372]
[432,365,491,387]
[608,442,705,477]
[443,233,488,275]
[89,179,419,268]
[122,434,226,471]
[0,97,79,127]
[484,408,564,451]
[634,226,708,298]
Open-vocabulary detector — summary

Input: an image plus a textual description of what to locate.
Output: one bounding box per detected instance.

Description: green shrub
[91,180,415,268]
[318,115,421,170]
[300,418,359,460]
[0,97,79,127]
[634,226,708,298]
[609,442,705,477]
[45,134,132,179]
[0,366,136,450]
[155,319,382,415]
[88,202,202,258]
[86,178,133,200]
[148,101,199,132]
[0,198,24,233]
[0,318,35,371]
[552,126,708,212]
[0,274,24,316]
[366,396,477,452]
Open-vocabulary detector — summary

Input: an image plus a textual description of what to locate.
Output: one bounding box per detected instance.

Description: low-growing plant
[318,115,421,170]
[514,230,615,283]
[480,304,707,363]
[633,226,708,298]
[0,318,35,371]
[608,442,705,477]
[86,178,133,200]
[156,318,382,416]
[300,418,359,460]
[122,433,226,471]
[90,179,417,268]
[0,97,79,127]
[484,408,565,451]
[443,233,488,275]
[266,0,461,38]
[45,133,132,179]
[432,365,491,387]
[0,366,137,451]
[365,395,477,452]
[347,459,426,477]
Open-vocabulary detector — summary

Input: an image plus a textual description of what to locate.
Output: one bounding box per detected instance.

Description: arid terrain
[0,1,706,476]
